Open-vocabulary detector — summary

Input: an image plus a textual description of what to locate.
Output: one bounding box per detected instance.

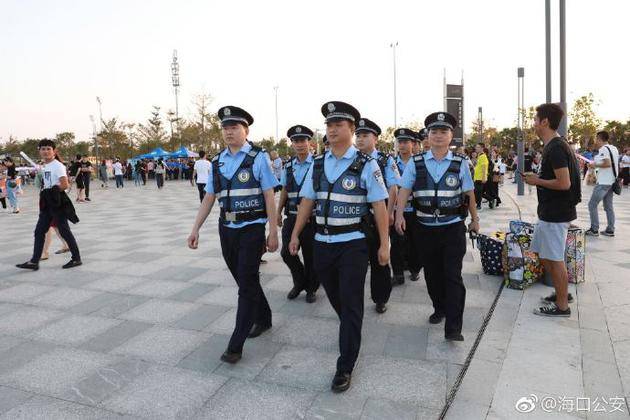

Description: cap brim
[290,135,311,141]
[427,122,453,130]
[355,128,379,135]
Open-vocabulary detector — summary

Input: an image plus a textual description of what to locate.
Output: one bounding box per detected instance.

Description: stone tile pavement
[0,178,627,419]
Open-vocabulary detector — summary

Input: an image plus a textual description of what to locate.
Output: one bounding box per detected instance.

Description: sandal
[41,255,49,261]
[55,248,70,254]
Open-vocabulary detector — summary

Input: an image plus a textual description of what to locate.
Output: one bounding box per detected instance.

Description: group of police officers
[188,101,480,393]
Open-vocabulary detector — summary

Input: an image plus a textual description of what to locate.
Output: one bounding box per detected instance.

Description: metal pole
[391,42,398,128]
[517,67,525,196]
[96,97,103,160]
[545,0,552,103]
[558,0,567,137]
[460,71,464,148]
[274,86,279,141]
[89,115,98,164]
[478,107,483,143]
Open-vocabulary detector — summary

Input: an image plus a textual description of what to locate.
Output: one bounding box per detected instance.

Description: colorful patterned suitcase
[565,227,586,283]
[502,231,544,290]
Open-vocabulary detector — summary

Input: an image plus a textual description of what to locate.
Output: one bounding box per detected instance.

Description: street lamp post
[517,67,525,196]
[558,0,567,137]
[89,115,98,164]
[171,50,181,147]
[478,107,483,143]
[273,86,279,141]
[96,97,104,159]
[390,42,398,128]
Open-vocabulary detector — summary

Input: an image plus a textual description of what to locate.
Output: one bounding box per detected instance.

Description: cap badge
[224,108,231,116]
[359,120,365,127]
[401,129,405,135]
[438,113,445,121]
[296,126,302,133]
[327,103,336,112]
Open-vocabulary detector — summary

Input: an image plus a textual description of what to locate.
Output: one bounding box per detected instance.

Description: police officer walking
[188,105,280,363]
[289,101,390,392]
[395,112,479,341]
[355,118,400,313]
[390,128,422,285]
[277,125,318,303]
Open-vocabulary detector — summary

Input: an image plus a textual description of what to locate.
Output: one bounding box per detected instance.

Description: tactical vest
[211,145,267,224]
[312,152,370,235]
[397,157,413,212]
[375,151,391,188]
[284,157,312,217]
[412,152,465,224]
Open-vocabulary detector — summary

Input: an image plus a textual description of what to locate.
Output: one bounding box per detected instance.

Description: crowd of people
[4,99,627,395]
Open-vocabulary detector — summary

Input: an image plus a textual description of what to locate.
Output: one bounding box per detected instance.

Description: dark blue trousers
[280,216,318,293]
[219,223,271,353]
[414,221,467,335]
[314,238,368,374]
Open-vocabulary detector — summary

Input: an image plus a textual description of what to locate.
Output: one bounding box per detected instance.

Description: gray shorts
[531,221,570,261]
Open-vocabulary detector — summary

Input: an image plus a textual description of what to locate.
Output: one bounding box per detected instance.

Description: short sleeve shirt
[42,160,67,189]
[193,159,211,184]
[300,145,388,243]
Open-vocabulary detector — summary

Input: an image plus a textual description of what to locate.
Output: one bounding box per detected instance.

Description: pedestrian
[390,129,422,286]
[270,150,283,181]
[396,111,479,341]
[2,157,20,213]
[193,151,211,202]
[147,159,155,179]
[355,118,400,313]
[69,155,85,202]
[289,101,390,393]
[126,162,133,180]
[523,103,581,317]
[586,131,619,237]
[188,105,279,365]
[113,159,124,188]
[485,148,500,208]
[80,155,92,201]
[277,125,318,303]
[98,160,109,188]
[473,143,488,209]
[621,148,630,187]
[16,139,82,271]
[155,158,167,189]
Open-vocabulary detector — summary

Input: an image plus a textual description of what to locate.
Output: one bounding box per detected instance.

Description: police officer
[188,105,280,363]
[418,128,431,152]
[390,128,422,285]
[277,125,318,303]
[289,101,389,392]
[395,112,479,341]
[355,118,400,313]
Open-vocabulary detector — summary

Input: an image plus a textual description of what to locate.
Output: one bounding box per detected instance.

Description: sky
[1,0,628,144]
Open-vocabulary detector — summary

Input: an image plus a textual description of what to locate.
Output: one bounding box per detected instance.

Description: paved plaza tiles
[0,179,628,419]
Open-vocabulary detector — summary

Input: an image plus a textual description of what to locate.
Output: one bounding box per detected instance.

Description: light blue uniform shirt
[401,150,474,226]
[280,153,313,187]
[205,141,280,228]
[300,145,388,243]
[396,155,414,212]
[369,149,401,188]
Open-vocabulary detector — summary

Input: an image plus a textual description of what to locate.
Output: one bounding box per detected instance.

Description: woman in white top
[620,148,630,187]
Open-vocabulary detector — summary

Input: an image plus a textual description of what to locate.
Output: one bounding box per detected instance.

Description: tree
[99,118,134,159]
[54,132,75,153]
[569,93,602,148]
[135,106,168,153]
[602,119,630,149]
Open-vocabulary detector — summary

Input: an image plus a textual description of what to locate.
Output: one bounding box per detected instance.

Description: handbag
[605,146,622,195]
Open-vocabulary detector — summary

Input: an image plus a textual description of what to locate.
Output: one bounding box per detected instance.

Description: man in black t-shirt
[522,103,581,318]
[80,155,93,201]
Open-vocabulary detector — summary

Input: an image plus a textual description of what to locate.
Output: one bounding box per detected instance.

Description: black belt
[220,209,266,223]
[316,223,362,235]
[416,206,464,216]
